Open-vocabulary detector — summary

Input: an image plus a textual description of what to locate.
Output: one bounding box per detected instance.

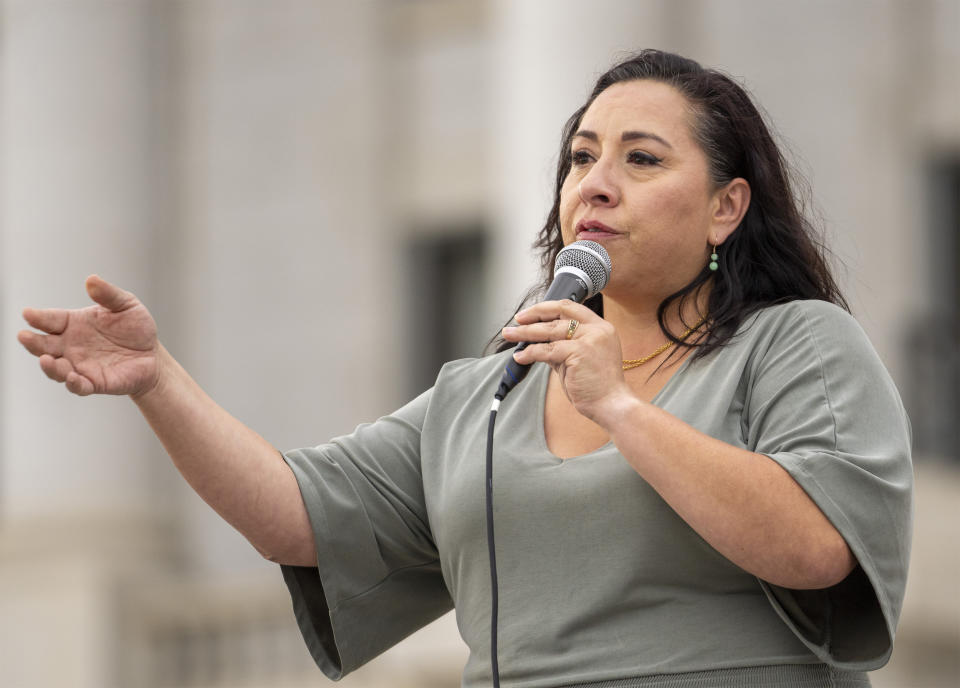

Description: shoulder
[747,299,861,339]
[735,301,910,461]
[736,300,874,365]
[714,300,897,417]
[736,301,901,414]
[437,349,514,378]
[428,349,515,405]
[416,350,519,440]
[436,349,514,386]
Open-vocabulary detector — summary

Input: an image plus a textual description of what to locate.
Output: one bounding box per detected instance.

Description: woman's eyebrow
[573,129,673,149]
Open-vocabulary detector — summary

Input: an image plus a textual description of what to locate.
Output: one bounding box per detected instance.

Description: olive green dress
[281,300,912,687]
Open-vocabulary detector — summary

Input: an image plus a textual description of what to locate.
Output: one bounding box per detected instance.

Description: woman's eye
[628,150,662,166]
[571,150,594,165]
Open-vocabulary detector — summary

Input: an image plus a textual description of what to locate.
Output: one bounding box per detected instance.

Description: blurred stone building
[1,1,957,687]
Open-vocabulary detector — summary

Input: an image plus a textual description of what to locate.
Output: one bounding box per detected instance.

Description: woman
[18,50,911,687]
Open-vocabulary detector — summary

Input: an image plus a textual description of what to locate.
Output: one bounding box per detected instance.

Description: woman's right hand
[18,275,161,398]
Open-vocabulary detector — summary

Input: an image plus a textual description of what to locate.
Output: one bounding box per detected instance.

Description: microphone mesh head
[555,240,612,297]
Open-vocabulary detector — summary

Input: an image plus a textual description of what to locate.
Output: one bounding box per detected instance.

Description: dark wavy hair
[489,49,847,361]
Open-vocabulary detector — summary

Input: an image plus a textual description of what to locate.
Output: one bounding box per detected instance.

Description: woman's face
[559,79,721,304]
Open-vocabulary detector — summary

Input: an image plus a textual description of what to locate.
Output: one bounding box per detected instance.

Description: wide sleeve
[279,388,453,679]
[745,301,913,670]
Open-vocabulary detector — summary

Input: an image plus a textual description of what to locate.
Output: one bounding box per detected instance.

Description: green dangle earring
[709,244,719,272]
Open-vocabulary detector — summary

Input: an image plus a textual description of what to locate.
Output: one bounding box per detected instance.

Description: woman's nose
[577,161,620,207]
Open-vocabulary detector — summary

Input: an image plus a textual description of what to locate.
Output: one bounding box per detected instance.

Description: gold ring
[565,319,580,340]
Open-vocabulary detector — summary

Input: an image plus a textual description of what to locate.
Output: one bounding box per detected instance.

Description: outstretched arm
[18,276,316,566]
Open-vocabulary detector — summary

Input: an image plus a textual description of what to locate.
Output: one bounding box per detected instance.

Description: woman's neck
[602,288,710,361]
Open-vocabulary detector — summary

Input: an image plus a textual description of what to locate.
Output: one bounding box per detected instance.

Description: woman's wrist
[589,385,647,437]
[130,343,171,404]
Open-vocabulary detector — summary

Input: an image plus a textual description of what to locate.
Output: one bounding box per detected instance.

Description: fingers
[502,318,572,345]
[504,299,599,343]
[514,299,598,325]
[85,274,137,313]
[21,310,89,394]
[39,353,73,382]
[17,329,64,358]
[65,371,96,396]
[512,339,574,367]
[38,354,95,396]
[22,307,70,334]
[504,299,618,369]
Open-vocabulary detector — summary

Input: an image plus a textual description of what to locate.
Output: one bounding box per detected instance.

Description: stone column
[485,0,668,328]
[0,1,178,686]
[172,0,392,575]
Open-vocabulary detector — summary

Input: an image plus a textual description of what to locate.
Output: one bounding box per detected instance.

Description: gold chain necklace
[621,315,707,371]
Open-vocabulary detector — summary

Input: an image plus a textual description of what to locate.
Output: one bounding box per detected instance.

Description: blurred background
[1,0,957,686]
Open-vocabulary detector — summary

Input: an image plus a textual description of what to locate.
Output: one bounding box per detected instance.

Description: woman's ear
[711,177,750,245]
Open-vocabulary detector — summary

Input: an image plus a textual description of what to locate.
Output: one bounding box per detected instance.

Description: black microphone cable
[486,382,508,688]
[482,240,611,686]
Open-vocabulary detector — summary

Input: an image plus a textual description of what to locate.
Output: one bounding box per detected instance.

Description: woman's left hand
[502,300,633,424]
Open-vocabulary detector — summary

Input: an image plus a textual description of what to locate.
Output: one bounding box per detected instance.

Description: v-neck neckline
[533,353,695,462]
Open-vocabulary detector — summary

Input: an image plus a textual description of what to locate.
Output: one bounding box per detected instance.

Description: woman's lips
[576,220,621,240]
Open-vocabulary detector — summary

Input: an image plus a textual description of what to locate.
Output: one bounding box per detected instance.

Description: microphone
[495,240,612,400]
